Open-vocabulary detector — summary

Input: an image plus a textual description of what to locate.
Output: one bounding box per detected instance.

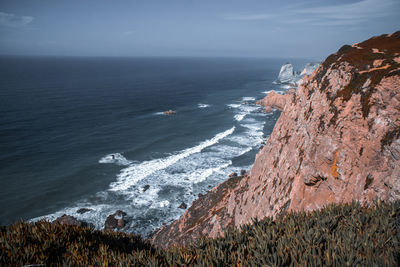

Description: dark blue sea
[0,56,308,235]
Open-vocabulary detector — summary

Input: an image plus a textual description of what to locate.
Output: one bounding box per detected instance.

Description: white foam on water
[99,153,133,166]
[262,89,285,95]
[234,113,246,121]
[108,127,235,192]
[157,200,170,208]
[154,111,165,115]
[188,161,232,183]
[242,96,256,101]
[198,103,210,108]
[227,103,241,109]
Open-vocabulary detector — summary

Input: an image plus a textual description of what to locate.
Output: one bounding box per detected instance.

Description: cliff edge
[152,31,400,248]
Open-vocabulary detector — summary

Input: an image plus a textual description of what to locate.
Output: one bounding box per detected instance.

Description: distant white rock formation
[300,62,320,76]
[275,62,320,85]
[277,63,296,84]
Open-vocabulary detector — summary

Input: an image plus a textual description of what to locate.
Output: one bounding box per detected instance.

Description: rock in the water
[240,169,247,176]
[163,110,176,115]
[76,208,92,214]
[104,210,127,230]
[54,214,90,227]
[178,202,187,209]
[229,172,238,178]
[143,185,150,192]
[276,63,297,84]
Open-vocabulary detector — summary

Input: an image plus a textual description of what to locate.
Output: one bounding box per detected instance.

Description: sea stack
[152,31,400,248]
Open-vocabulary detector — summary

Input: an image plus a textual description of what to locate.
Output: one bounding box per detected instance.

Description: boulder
[143,185,150,192]
[178,202,187,209]
[104,210,127,230]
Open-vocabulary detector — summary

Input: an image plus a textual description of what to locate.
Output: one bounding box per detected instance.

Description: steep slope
[152,31,400,248]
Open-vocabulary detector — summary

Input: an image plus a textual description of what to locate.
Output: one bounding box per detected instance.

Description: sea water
[0,56,308,235]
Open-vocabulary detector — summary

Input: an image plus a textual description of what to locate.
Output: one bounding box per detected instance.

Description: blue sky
[0,0,399,59]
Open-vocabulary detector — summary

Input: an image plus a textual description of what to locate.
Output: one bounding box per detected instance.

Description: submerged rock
[143,185,150,192]
[76,208,92,214]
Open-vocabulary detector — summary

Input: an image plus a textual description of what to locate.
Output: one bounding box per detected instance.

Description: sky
[0,0,399,59]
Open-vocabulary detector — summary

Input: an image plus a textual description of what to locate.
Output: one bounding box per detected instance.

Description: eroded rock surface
[152,31,400,248]
[256,90,294,112]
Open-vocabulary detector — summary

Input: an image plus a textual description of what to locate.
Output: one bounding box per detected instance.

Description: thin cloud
[221,0,399,26]
[222,13,275,21]
[0,11,34,28]
[123,30,136,35]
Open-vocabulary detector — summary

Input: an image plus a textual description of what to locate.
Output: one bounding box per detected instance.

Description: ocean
[0,56,308,235]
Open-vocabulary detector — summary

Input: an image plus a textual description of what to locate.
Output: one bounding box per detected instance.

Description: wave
[188,161,232,183]
[99,153,133,166]
[234,114,246,121]
[262,90,285,95]
[109,127,236,192]
[242,96,256,101]
[227,103,241,109]
[198,103,210,108]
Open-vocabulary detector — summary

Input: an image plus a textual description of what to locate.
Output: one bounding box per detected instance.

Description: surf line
[109,127,236,192]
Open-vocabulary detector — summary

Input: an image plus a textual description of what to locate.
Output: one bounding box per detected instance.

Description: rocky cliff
[152,31,400,248]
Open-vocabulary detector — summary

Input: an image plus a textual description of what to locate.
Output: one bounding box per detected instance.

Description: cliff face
[152,32,400,248]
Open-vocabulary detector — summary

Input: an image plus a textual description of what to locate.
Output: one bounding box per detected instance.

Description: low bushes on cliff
[1,201,399,266]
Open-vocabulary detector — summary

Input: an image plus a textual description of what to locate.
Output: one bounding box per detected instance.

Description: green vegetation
[1,201,399,266]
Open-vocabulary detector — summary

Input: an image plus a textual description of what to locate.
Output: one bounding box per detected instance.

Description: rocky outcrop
[152,31,400,248]
[54,214,91,227]
[276,62,320,85]
[104,210,127,230]
[276,63,296,84]
[256,90,295,112]
[300,62,320,76]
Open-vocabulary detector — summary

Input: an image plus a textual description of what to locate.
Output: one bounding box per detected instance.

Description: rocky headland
[151,31,400,248]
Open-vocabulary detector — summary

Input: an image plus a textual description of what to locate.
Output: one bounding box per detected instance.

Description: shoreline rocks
[104,210,128,230]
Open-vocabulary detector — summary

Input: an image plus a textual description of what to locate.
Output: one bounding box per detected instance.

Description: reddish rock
[151,31,400,248]
[54,214,90,227]
[256,90,293,112]
[163,110,176,115]
[104,210,127,230]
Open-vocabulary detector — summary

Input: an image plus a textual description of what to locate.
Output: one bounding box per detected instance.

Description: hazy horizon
[0,0,399,59]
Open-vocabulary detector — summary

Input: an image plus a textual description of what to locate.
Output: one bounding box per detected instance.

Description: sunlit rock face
[151,31,400,248]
